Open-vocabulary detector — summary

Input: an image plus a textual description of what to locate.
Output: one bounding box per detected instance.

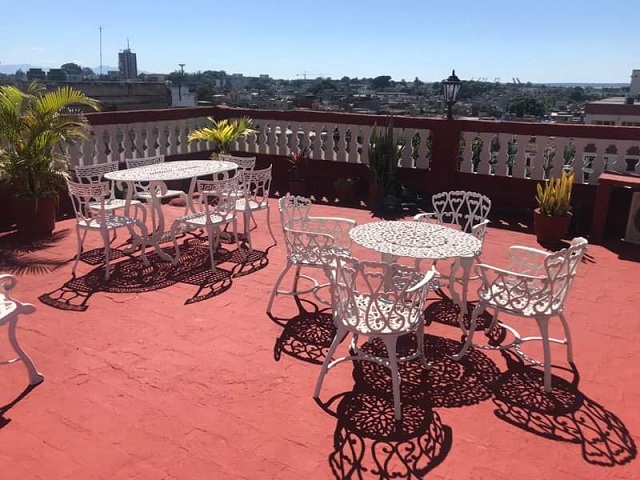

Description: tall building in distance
[118,43,138,79]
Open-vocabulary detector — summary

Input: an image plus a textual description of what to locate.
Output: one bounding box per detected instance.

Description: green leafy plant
[288,147,311,181]
[535,169,574,216]
[367,120,404,194]
[187,116,256,156]
[0,82,101,200]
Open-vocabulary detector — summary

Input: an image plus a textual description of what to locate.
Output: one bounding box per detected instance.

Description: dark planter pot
[382,194,402,212]
[335,182,357,205]
[367,184,384,210]
[13,196,58,235]
[289,180,307,197]
[533,208,572,245]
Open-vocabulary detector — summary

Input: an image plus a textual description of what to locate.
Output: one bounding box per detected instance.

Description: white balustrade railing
[70,109,640,188]
[458,129,640,185]
[70,115,433,171]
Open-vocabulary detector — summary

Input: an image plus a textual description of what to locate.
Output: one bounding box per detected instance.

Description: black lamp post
[178,63,185,101]
[442,69,461,120]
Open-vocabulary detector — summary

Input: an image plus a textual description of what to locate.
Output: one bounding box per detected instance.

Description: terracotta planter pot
[335,182,357,204]
[289,180,307,197]
[367,184,384,210]
[13,196,58,235]
[533,208,572,245]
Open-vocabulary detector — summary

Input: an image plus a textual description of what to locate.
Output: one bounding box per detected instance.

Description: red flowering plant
[288,147,312,181]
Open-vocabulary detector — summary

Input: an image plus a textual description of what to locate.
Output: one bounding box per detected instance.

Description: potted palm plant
[187,116,256,157]
[0,83,101,234]
[533,169,574,244]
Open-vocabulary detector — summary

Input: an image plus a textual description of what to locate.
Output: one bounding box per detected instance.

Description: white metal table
[105,160,238,260]
[349,220,482,323]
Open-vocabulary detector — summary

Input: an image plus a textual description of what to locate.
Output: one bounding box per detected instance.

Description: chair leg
[558,312,574,363]
[170,221,182,266]
[383,336,402,421]
[416,318,431,369]
[101,229,112,280]
[266,261,293,315]
[206,226,217,273]
[265,205,277,246]
[292,264,303,299]
[7,316,44,386]
[244,211,253,253]
[313,327,347,399]
[72,227,87,276]
[535,316,553,393]
[452,301,483,361]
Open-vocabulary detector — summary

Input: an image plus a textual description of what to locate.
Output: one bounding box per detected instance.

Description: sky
[0,0,637,83]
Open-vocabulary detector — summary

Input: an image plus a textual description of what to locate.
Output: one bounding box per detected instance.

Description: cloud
[31,47,45,51]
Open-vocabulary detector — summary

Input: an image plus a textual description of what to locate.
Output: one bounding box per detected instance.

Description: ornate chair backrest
[432,191,491,237]
[242,165,272,209]
[283,225,337,265]
[278,195,312,229]
[75,162,119,199]
[197,176,240,225]
[66,180,110,225]
[327,254,430,335]
[125,155,165,195]
[218,154,256,172]
[544,237,588,311]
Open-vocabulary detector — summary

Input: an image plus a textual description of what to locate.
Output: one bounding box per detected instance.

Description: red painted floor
[0,200,638,480]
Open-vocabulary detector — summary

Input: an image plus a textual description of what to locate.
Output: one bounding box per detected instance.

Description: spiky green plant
[367,120,404,194]
[535,169,574,216]
[188,116,256,156]
[0,82,101,199]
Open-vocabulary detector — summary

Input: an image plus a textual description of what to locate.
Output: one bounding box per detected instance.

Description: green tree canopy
[60,63,83,75]
[372,75,392,90]
[508,96,547,117]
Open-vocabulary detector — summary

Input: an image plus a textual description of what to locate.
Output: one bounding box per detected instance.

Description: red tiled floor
[0,200,638,480]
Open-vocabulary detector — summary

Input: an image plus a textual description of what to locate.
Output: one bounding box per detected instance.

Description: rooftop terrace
[0,200,638,480]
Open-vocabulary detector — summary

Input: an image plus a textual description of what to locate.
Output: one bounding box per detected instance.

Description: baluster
[80,132,96,166]
[475,132,493,175]
[158,122,170,156]
[308,125,319,159]
[276,122,287,156]
[492,133,510,177]
[67,143,80,168]
[345,126,358,164]
[92,126,108,164]
[319,126,329,161]
[266,123,277,155]
[528,136,546,180]
[334,125,347,162]
[458,132,473,173]
[146,126,159,157]
[114,126,125,163]
[175,120,187,155]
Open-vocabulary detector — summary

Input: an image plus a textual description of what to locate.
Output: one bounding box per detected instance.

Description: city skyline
[0,0,637,83]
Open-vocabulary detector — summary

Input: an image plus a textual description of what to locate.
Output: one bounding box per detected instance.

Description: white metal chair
[455,237,588,392]
[266,195,357,316]
[67,180,150,280]
[218,154,256,172]
[170,175,240,272]
[414,190,491,296]
[74,162,147,230]
[125,155,188,200]
[235,165,277,252]
[416,191,492,240]
[314,253,437,420]
[0,274,44,386]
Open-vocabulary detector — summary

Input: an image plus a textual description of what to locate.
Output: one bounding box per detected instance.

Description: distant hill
[0,64,119,75]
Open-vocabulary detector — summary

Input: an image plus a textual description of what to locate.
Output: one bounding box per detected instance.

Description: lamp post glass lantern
[443,69,461,119]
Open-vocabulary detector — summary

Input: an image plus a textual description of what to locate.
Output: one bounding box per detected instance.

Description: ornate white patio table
[349,220,482,331]
[105,160,238,260]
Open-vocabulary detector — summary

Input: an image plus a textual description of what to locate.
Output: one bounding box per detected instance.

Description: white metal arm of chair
[475,263,550,313]
[471,219,490,241]
[413,212,437,222]
[406,266,437,293]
